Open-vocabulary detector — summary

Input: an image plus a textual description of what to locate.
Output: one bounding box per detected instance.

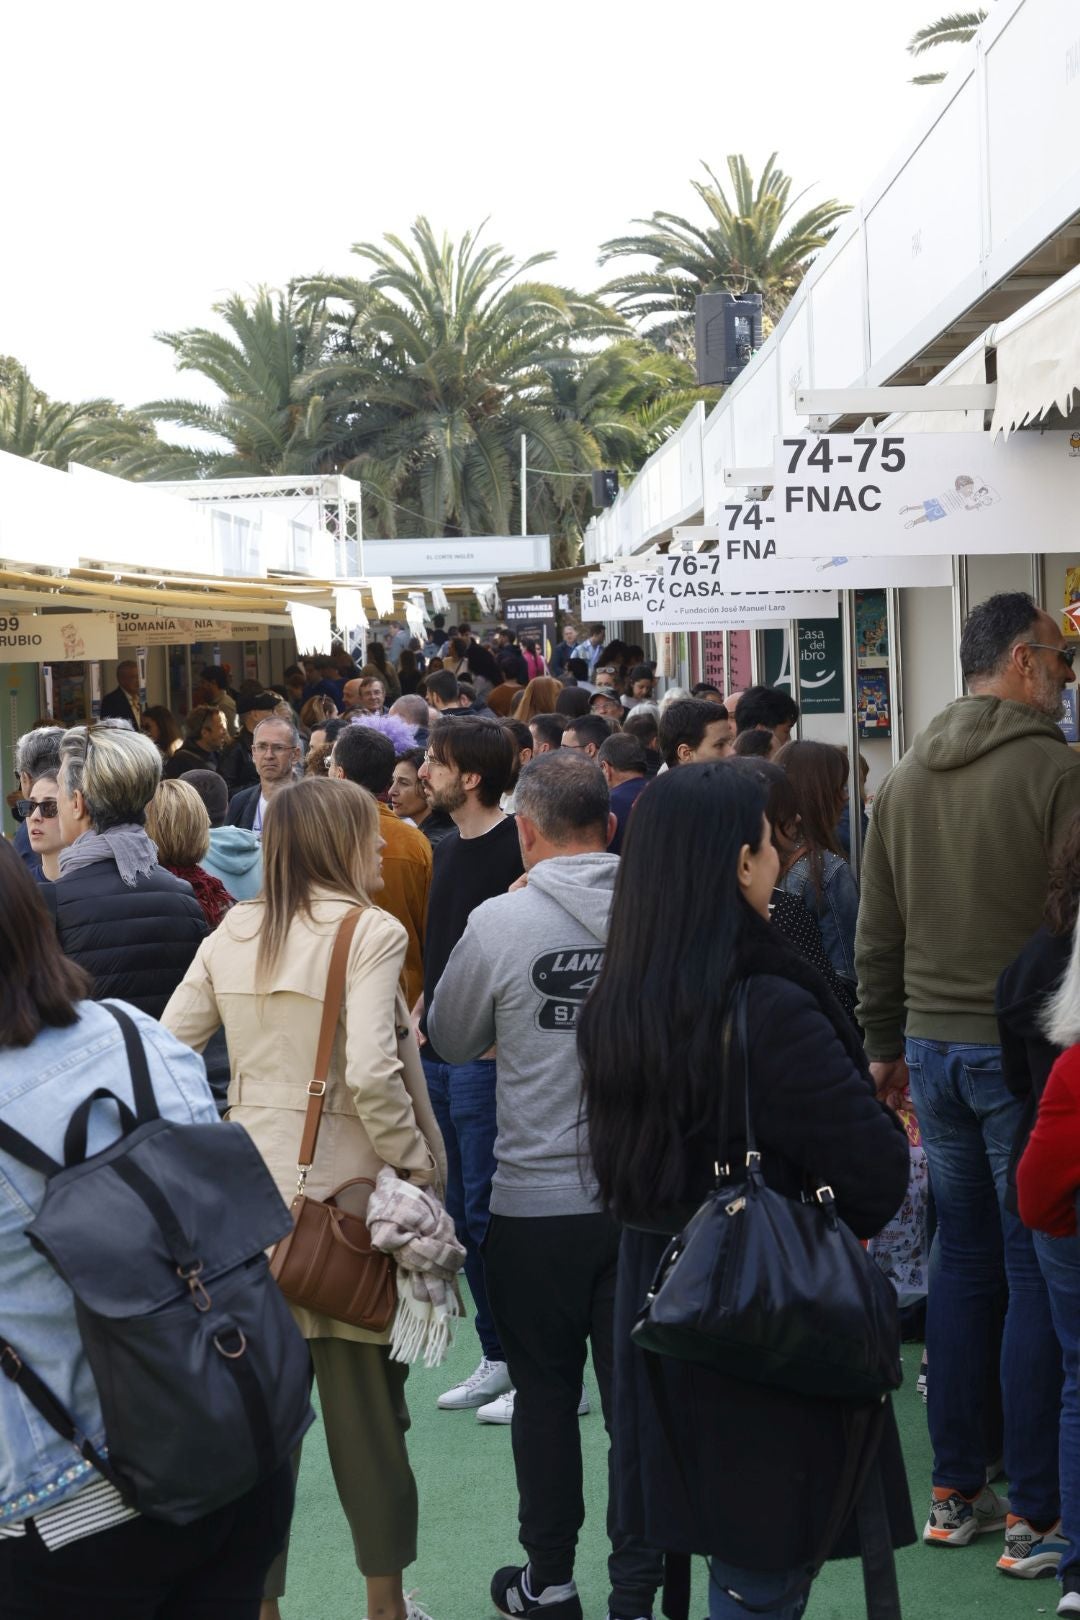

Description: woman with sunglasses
[19,776,64,884]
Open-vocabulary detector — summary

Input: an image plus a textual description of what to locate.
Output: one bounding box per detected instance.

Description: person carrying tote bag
[578,764,915,1620]
[163,776,448,1620]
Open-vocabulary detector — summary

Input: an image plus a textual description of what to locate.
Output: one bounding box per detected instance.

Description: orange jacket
[375,801,432,1007]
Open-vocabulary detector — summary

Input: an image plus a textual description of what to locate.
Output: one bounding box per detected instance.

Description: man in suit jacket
[225,716,302,834]
[99,661,142,729]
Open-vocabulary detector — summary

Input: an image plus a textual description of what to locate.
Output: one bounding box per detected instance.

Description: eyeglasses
[17,798,58,820]
[253,743,294,756]
[1026,642,1077,668]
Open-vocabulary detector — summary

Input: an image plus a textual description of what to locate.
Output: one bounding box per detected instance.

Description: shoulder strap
[296,910,364,1182]
[0,1119,62,1178]
[62,1005,161,1168]
[715,979,753,1175]
[0,1336,130,1502]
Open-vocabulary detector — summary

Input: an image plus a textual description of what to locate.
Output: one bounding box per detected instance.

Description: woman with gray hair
[42,721,208,1016]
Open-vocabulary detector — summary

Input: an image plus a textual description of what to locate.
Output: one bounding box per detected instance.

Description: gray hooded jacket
[427,851,617,1216]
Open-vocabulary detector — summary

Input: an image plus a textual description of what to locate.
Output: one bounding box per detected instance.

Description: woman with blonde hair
[145,778,233,929]
[515,676,562,725]
[162,776,445,1620]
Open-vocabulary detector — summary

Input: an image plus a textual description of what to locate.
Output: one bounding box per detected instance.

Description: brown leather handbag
[269,911,397,1332]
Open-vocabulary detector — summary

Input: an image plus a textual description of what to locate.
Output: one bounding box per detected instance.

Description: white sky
[3,0,949,414]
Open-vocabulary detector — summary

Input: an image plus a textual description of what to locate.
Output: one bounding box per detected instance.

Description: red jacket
[1017,1043,1080,1236]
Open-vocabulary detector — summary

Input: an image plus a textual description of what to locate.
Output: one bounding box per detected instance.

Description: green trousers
[264,1338,418,1599]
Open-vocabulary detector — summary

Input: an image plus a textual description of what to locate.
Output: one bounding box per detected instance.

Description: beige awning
[991,262,1080,437]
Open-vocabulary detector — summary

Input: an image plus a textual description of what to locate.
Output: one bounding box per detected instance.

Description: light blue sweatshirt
[202,826,263,901]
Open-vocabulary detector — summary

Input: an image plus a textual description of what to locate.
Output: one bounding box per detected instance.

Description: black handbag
[631,978,903,1619]
[631,978,902,1402]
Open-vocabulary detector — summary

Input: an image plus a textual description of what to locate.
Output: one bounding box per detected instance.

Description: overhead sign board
[774,432,1080,556]
[0,611,118,664]
[641,558,837,631]
[116,614,266,646]
[673,518,952,591]
[504,596,556,624]
[361,534,552,580]
[581,571,647,616]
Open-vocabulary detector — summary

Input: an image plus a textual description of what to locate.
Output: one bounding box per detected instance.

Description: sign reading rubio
[775,432,1080,557]
[641,556,837,632]
[0,612,118,663]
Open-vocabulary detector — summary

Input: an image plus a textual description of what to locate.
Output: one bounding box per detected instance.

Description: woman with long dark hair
[397,648,422,695]
[578,764,912,1619]
[775,740,860,993]
[726,756,858,1023]
[142,705,183,761]
[0,844,292,1614]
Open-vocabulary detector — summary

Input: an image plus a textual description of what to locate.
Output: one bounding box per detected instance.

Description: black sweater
[421,815,524,1062]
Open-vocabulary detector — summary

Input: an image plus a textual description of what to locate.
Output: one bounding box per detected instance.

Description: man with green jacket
[856,591,1080,1579]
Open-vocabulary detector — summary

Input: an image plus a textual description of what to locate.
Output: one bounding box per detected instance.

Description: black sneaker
[491,1564,582,1620]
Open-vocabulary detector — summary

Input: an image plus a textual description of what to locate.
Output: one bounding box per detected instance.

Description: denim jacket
[780,849,860,986]
[0,1000,216,1526]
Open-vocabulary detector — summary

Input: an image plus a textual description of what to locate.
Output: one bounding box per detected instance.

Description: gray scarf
[58,825,160,888]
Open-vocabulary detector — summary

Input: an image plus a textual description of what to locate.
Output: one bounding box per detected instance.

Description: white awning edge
[286,601,333,656]
[991,263,1080,438]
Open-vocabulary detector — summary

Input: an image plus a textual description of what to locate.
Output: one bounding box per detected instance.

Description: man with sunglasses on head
[856,593,1080,1579]
[224,716,302,835]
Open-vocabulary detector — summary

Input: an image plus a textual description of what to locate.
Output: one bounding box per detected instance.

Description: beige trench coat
[161,891,447,1343]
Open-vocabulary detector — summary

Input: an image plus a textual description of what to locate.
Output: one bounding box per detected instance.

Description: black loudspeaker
[591,469,619,509]
[695,293,763,386]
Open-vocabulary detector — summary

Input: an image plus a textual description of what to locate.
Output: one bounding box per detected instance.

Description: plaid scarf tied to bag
[366,1165,466,1368]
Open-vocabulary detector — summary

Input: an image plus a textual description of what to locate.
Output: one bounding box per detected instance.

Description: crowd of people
[3,591,1080,1620]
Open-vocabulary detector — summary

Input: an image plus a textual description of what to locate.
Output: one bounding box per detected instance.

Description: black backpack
[0,1003,314,1524]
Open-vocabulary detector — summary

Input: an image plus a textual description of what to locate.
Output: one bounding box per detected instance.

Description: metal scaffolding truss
[153,473,364,579]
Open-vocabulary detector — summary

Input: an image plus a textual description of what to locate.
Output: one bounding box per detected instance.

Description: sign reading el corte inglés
[641,557,837,631]
[774,432,1080,556]
[581,572,647,616]
[0,612,118,663]
[116,614,264,645]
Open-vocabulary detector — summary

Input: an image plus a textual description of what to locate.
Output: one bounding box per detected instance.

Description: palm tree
[298,217,624,542]
[908,9,987,83]
[132,288,344,478]
[543,340,709,472]
[598,155,850,349]
[0,358,156,471]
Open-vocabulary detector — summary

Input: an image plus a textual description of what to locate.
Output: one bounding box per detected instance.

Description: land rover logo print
[530,946,605,1029]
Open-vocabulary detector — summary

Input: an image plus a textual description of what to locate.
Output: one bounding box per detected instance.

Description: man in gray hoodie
[428,752,662,1620]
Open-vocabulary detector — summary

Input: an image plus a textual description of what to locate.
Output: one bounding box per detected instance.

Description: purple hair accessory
[348,712,418,756]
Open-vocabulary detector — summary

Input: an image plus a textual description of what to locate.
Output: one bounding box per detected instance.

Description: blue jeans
[708,1560,808,1620]
[1034,1231,1080,1576]
[422,1056,503,1362]
[906,1038,1061,1521]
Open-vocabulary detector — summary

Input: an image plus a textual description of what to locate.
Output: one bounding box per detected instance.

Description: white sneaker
[405,1593,436,1620]
[923,1484,1010,1545]
[437,1357,512,1410]
[476,1386,591,1424]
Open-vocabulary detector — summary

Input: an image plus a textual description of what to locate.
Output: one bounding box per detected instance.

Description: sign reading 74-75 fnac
[774,432,1080,557]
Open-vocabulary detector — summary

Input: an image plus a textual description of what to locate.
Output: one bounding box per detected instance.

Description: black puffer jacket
[43,857,208,1018]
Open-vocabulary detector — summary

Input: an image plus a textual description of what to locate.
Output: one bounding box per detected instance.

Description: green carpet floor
[281,1328,1058,1620]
